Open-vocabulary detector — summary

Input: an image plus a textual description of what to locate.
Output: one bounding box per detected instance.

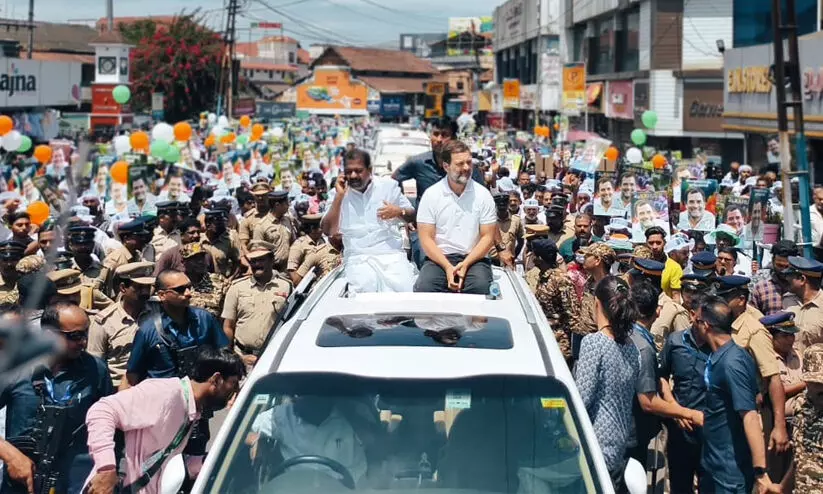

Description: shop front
[723,34,823,174]
[604,80,634,145]
[681,80,742,161]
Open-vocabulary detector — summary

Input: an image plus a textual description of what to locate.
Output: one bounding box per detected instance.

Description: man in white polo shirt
[321,149,418,292]
[414,140,497,294]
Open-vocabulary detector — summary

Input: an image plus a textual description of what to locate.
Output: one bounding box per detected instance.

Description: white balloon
[626,147,643,164]
[151,122,175,144]
[3,130,21,151]
[272,127,284,138]
[217,115,229,127]
[207,113,217,124]
[191,147,202,161]
[113,135,131,155]
[210,126,225,137]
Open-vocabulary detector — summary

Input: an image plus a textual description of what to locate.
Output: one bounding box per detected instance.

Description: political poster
[631,190,670,242]
[678,179,718,231]
[747,187,771,243]
[570,137,611,175]
[593,172,626,217]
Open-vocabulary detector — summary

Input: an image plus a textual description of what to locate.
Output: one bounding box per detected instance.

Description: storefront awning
[586,83,603,105]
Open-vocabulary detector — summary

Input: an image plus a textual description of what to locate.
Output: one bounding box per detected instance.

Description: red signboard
[233,97,256,117]
[252,22,282,29]
[92,84,130,115]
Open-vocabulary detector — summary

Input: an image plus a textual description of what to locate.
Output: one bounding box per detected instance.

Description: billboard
[503,79,520,108]
[447,17,493,56]
[561,62,586,115]
[380,95,405,118]
[296,67,368,115]
[0,58,83,108]
[256,102,296,119]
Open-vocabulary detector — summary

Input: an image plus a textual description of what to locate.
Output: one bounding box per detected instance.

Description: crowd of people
[0,112,820,494]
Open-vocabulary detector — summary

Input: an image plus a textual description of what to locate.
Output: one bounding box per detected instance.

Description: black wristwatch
[753,466,767,478]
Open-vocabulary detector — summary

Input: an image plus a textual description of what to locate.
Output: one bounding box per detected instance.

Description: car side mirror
[624,457,647,494]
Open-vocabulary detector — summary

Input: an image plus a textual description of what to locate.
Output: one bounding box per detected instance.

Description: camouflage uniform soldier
[532,239,581,362]
[0,240,26,304]
[16,254,45,275]
[293,233,342,285]
[523,224,550,293]
[181,242,228,319]
[792,343,823,492]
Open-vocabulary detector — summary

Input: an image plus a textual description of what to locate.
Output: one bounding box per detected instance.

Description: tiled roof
[32,51,94,64]
[236,42,259,57]
[297,48,311,65]
[315,45,436,75]
[96,16,177,31]
[358,76,430,94]
[0,19,99,54]
[241,61,298,72]
[90,30,125,45]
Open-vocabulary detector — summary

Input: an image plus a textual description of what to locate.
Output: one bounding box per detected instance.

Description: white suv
[191,268,646,494]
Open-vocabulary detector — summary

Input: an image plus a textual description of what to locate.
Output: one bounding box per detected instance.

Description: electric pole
[26,0,32,58]
[771,0,813,255]
[218,0,239,118]
[534,0,541,128]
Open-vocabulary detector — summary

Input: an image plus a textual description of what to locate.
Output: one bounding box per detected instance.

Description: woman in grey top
[574,276,640,493]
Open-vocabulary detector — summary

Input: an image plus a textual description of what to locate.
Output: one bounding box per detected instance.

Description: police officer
[253,190,293,271]
[783,256,823,352]
[222,240,292,368]
[0,302,113,494]
[87,262,155,387]
[149,201,182,260]
[690,251,717,278]
[288,213,324,278]
[201,209,241,279]
[791,343,823,492]
[715,275,790,455]
[238,182,271,253]
[122,268,228,388]
[47,269,113,314]
[658,277,711,492]
[523,224,550,288]
[181,242,228,319]
[67,226,103,288]
[99,217,152,297]
[532,239,581,362]
[0,240,26,304]
[545,204,573,246]
[293,233,343,286]
[490,193,524,267]
[634,257,691,351]
[53,251,75,271]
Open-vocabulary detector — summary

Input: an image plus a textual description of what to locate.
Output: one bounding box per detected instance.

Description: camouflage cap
[180,242,208,259]
[16,255,45,275]
[802,343,823,384]
[579,242,617,266]
[632,244,653,260]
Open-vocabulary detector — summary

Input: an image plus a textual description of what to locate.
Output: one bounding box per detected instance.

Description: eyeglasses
[59,330,88,342]
[165,284,192,295]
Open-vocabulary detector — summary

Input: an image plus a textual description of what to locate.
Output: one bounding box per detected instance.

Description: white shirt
[339,176,412,256]
[416,177,496,256]
[810,207,823,246]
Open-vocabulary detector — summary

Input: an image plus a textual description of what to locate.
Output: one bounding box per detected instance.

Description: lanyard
[703,359,713,388]
[43,376,75,404]
[634,324,655,351]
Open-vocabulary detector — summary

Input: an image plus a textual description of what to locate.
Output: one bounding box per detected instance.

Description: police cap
[0,240,26,261]
[783,256,823,279]
[760,311,798,334]
[712,275,751,296]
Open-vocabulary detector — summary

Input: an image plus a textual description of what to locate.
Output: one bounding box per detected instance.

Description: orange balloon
[220,132,236,144]
[204,135,215,148]
[0,115,12,136]
[239,115,251,128]
[111,160,129,184]
[173,122,192,142]
[604,146,619,162]
[33,145,53,165]
[251,123,264,136]
[130,131,149,151]
[26,201,50,226]
[652,154,667,169]
[553,123,560,131]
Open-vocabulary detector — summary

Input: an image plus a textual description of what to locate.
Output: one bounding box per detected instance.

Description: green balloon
[236,134,249,145]
[630,129,647,146]
[150,140,170,158]
[17,135,31,153]
[112,85,131,104]
[164,146,181,163]
[641,110,658,129]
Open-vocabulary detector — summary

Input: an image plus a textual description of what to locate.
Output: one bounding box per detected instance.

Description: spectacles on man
[164,284,192,295]
[57,330,89,342]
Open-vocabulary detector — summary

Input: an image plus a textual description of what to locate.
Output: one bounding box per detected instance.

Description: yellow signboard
[727,66,772,94]
[561,62,586,115]
[503,79,520,109]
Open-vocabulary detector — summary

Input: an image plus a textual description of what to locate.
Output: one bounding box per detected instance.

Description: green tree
[127,11,223,122]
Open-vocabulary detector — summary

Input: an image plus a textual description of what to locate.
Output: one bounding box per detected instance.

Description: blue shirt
[127,307,228,380]
[701,339,759,489]
[393,151,485,206]
[659,329,711,412]
[0,353,114,494]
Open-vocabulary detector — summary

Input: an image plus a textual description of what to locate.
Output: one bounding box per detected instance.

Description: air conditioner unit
[612,93,625,104]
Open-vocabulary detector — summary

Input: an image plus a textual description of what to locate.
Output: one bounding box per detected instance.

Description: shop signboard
[0,58,83,108]
[605,80,634,120]
[493,0,542,52]
[256,102,296,119]
[151,93,164,121]
[447,17,493,56]
[380,94,405,118]
[296,67,368,115]
[446,100,463,118]
[561,62,585,116]
[232,98,256,117]
[503,79,520,108]
[683,81,724,133]
[491,87,504,113]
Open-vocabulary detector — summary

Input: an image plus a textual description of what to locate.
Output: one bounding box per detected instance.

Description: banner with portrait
[631,191,670,242]
[747,187,771,243]
[570,137,611,175]
[593,171,626,217]
[678,179,718,232]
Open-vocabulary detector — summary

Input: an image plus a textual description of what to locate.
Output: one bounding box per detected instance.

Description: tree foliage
[126,11,224,122]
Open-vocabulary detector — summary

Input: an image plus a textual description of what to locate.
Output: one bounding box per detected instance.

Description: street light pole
[771,0,796,243]
[534,0,541,128]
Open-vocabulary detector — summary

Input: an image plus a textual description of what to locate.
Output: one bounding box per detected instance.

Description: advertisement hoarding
[380,95,405,118]
[296,67,368,115]
[256,102,296,119]
[561,62,585,115]
[447,17,494,56]
[0,58,83,108]
[503,79,520,109]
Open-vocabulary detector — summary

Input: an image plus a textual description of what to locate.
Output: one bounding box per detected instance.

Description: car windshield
[202,373,601,494]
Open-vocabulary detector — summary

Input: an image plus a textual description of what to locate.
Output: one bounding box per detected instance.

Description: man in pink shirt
[83,347,244,494]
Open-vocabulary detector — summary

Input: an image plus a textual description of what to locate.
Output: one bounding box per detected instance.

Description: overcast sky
[10,0,501,46]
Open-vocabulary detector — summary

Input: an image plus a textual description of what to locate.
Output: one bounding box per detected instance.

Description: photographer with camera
[0,302,114,494]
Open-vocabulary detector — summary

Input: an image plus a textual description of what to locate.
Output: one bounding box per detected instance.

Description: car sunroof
[316,314,514,349]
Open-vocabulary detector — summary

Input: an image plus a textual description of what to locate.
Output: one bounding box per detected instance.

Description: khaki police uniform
[73,258,103,288]
[732,304,781,381]
[791,344,823,492]
[100,246,143,294]
[48,268,113,314]
[238,182,272,249]
[296,242,341,280]
[288,235,322,272]
[201,230,241,278]
[252,213,293,270]
[150,226,181,261]
[651,292,691,351]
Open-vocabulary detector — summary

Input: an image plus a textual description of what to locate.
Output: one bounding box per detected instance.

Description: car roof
[253,267,572,382]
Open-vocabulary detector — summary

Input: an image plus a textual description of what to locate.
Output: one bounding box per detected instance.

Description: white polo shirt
[416,177,497,256]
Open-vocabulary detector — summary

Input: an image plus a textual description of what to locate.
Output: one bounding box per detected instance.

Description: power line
[240,10,364,46]
[355,0,445,22]
[251,0,363,45]
[313,0,435,31]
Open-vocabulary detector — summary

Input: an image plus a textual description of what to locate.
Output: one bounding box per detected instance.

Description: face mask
[575,254,585,265]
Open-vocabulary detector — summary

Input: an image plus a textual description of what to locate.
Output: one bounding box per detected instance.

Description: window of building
[733,0,817,48]
[268,70,273,78]
[592,18,614,75]
[572,24,586,63]
[616,6,640,72]
[457,81,465,91]
[288,52,295,64]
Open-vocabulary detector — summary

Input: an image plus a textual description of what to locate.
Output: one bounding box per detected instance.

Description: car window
[202,374,601,494]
